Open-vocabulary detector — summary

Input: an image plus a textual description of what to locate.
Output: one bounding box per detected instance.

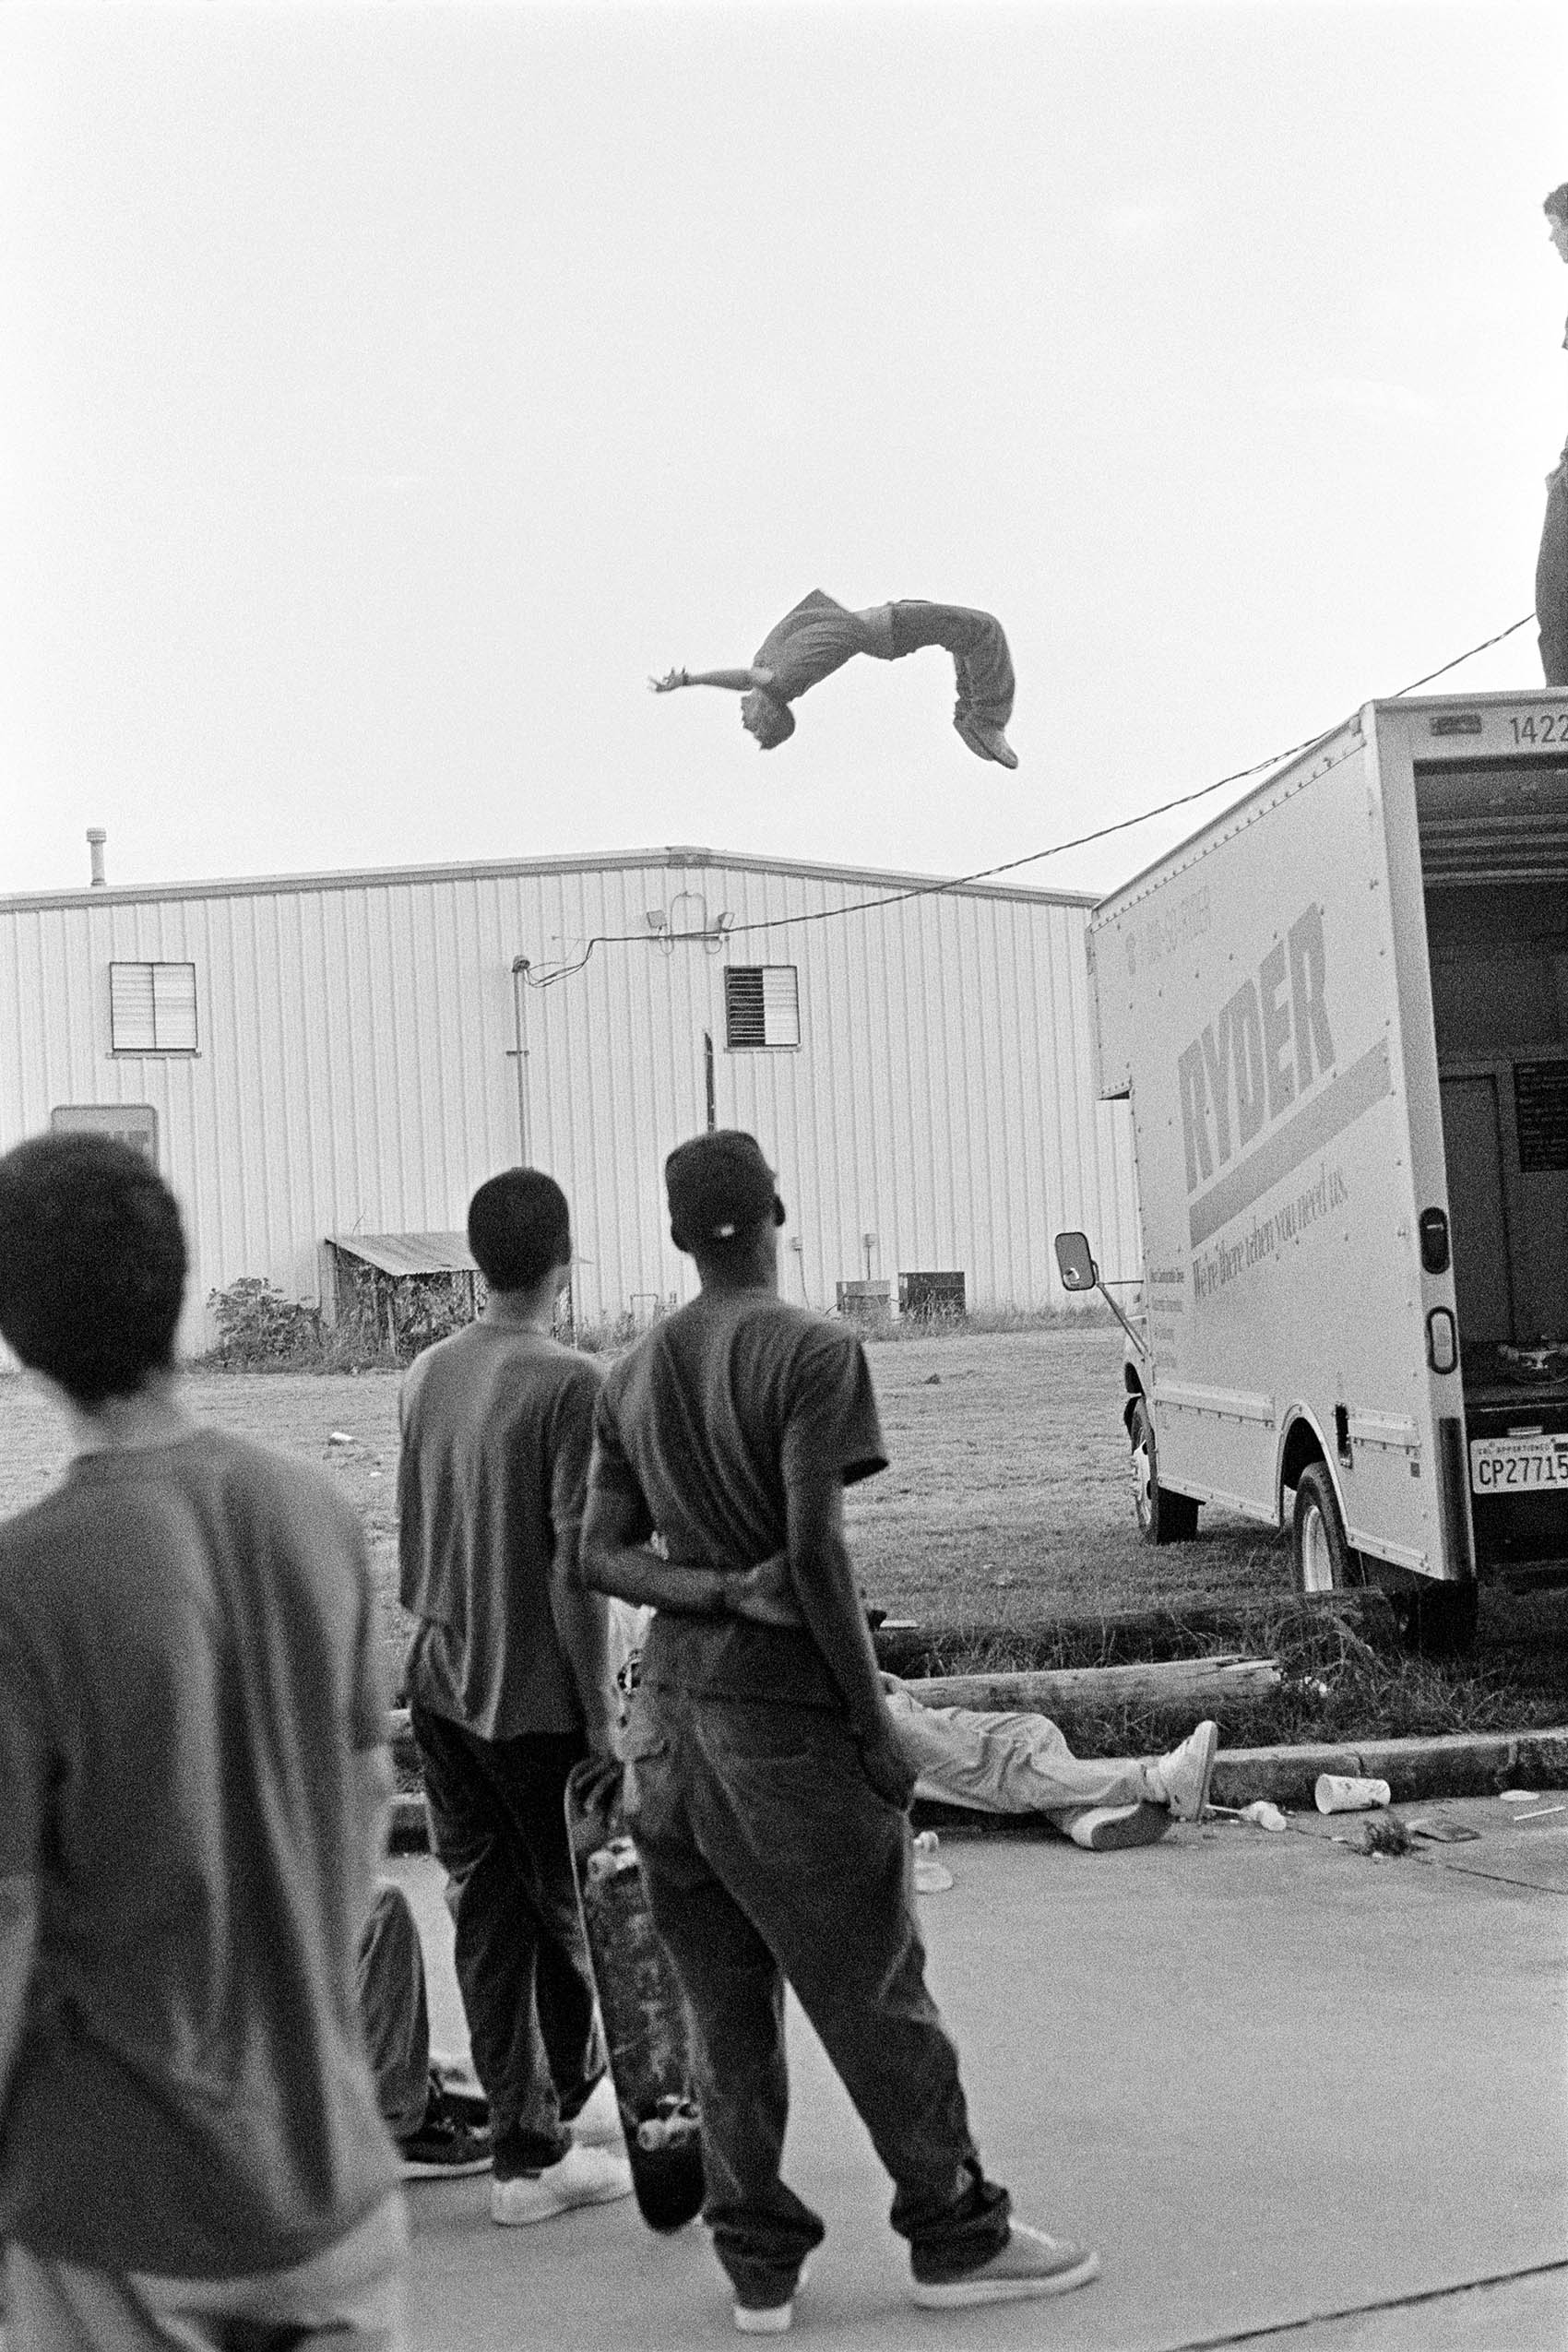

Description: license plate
[1470,1433,1568,1492]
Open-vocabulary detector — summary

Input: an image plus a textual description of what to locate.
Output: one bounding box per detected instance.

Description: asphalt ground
[389,1788,1568,2352]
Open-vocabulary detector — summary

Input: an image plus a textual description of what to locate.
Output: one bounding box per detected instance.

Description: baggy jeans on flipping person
[888,601,1016,729]
[1538,458,1568,688]
[622,1688,1012,2309]
[410,1707,604,2166]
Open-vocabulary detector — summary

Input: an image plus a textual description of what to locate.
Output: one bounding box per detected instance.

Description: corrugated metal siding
[0,854,1140,1352]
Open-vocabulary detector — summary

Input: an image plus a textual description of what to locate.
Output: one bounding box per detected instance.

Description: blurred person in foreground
[1538,181,1568,687]
[581,1130,1099,2336]
[398,1170,630,2227]
[0,1134,406,2350]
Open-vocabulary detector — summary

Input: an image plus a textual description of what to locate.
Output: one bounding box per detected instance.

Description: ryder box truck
[1058,691,1568,1647]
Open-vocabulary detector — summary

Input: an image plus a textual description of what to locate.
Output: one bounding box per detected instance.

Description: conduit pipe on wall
[509,955,532,1163]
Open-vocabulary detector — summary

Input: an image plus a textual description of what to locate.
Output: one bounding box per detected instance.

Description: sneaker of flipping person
[490,2140,635,2227]
[1147,1719,1220,1822]
[397,2080,493,2180]
[952,709,1020,769]
[734,2262,810,2335]
[910,2222,1100,2310]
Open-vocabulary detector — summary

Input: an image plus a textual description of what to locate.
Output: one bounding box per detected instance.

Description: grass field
[3,1325,1564,1752]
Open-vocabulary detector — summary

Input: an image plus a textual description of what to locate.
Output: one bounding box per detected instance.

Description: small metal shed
[320,1230,480,1351]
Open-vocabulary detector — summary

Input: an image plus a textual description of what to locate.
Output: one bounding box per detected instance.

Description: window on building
[724,965,800,1050]
[110,961,198,1053]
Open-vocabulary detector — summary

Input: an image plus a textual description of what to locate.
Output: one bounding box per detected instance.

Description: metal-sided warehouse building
[0,844,1137,1355]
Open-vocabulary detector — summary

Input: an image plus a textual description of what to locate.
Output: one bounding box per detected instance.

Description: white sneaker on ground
[1148,1720,1219,1821]
[570,2074,623,2146]
[734,2262,809,2334]
[1066,1800,1174,1851]
[909,2222,1099,2309]
[490,2142,634,2227]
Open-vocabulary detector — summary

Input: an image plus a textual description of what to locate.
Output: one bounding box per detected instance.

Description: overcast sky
[3,0,1565,906]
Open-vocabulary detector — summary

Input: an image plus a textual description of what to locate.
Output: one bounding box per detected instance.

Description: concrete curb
[386,1725,1568,1852]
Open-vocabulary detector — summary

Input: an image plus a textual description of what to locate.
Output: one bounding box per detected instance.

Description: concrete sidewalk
[391,1795,1568,2352]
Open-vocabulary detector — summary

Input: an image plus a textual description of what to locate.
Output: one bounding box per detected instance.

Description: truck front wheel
[1291,1463,1360,1593]
[1130,1396,1200,1545]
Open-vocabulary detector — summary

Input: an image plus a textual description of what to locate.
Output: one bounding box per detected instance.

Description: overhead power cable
[525,613,1534,989]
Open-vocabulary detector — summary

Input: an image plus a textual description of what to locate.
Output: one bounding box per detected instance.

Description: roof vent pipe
[87,829,107,888]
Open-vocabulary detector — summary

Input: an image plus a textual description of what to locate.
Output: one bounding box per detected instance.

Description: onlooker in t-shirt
[648,588,1020,767]
[581,1130,1099,2335]
[1537,183,1568,687]
[0,1134,407,2351]
[398,1169,631,2227]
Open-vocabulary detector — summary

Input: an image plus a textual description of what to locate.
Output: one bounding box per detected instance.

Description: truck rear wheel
[1291,1462,1360,1593]
[1130,1396,1200,1545]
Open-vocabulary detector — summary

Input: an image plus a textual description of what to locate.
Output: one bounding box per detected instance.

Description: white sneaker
[1149,1721,1219,1821]
[570,2074,624,2146]
[490,2142,634,2227]
[910,2221,1099,2308]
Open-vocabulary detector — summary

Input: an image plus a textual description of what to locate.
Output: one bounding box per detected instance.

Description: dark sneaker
[911,2221,1099,2308]
[428,2059,488,2132]
[398,2084,493,2180]
[1066,1800,1174,1851]
[734,2262,809,2335]
[953,710,1020,768]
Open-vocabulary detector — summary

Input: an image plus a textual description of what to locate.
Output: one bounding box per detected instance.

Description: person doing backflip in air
[650,589,1020,768]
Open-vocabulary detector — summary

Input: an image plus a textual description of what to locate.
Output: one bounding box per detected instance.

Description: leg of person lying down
[883,1679,1218,1849]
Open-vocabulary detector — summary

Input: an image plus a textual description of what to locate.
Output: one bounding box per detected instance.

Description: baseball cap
[665,1130,784,1249]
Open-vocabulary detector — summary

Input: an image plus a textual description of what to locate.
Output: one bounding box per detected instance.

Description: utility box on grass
[837,1279,893,1334]
[1061,692,1568,1648]
[898,1270,968,1318]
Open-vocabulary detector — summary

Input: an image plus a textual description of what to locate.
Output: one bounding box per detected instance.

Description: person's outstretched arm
[649,664,777,695]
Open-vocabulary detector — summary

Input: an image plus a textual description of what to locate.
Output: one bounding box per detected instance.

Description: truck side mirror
[1053,1230,1099,1292]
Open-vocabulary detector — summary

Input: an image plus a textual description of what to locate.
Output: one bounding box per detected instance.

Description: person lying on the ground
[604,1603,1217,1854]
[880,1677,1218,1852]
[649,588,1019,767]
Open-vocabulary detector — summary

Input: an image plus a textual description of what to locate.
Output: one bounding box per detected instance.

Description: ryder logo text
[1177,904,1335,1196]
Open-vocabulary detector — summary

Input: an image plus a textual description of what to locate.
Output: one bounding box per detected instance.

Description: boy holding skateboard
[582,1130,1099,2333]
[398,1169,632,2227]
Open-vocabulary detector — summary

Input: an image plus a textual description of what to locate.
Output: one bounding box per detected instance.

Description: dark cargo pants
[623,1687,1010,2307]
[410,1706,602,2165]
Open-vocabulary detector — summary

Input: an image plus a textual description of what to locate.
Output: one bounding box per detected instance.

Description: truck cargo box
[1074,692,1568,1642]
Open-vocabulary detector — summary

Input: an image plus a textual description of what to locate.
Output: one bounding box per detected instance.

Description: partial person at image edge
[0,1134,408,2349]
[1536,181,1568,688]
